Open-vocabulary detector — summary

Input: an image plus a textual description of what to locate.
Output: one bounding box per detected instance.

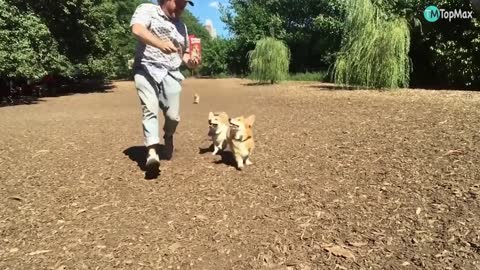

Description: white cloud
[205,19,213,26]
[209,1,220,9]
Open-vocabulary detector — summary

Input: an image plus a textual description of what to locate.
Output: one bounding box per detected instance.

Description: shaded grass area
[0,80,114,107]
[286,71,327,82]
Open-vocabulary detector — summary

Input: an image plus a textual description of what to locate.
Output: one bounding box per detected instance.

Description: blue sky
[187,0,231,38]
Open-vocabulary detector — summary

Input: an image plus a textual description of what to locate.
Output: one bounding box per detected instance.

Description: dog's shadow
[198,144,214,154]
[199,144,238,169]
[123,145,170,180]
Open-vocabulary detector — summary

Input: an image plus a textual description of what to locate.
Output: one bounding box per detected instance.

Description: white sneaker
[146,148,160,171]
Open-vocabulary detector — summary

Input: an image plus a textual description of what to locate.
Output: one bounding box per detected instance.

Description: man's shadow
[199,144,238,169]
[123,145,170,180]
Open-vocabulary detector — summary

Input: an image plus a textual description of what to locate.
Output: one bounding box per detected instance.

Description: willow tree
[248,37,290,84]
[333,0,411,89]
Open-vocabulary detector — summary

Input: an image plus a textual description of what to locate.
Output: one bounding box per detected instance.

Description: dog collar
[233,135,252,142]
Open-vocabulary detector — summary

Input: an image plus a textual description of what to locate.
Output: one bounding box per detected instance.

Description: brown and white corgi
[228,115,255,170]
[208,111,230,155]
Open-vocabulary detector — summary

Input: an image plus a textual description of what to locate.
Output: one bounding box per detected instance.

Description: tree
[248,37,290,84]
[200,38,233,76]
[221,0,345,74]
[386,0,480,89]
[0,1,71,82]
[333,0,411,89]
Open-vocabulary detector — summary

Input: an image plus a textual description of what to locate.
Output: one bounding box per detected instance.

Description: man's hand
[131,24,178,54]
[186,56,200,69]
[183,53,200,69]
[158,40,178,54]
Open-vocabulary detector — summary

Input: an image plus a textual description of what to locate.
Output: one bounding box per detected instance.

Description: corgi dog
[194,94,200,104]
[228,115,255,170]
[208,112,230,155]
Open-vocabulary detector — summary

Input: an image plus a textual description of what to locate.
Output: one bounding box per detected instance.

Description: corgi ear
[208,112,214,119]
[245,114,256,126]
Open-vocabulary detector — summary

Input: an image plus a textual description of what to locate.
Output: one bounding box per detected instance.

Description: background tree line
[1,0,479,104]
[211,0,480,90]
[0,0,210,102]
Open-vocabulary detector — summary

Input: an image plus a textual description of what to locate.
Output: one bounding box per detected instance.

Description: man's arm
[131,24,178,54]
[129,3,177,54]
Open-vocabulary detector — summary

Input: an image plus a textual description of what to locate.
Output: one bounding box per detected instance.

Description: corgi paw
[236,157,244,170]
[245,159,253,166]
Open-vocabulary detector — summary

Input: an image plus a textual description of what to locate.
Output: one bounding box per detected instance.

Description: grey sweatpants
[134,68,183,147]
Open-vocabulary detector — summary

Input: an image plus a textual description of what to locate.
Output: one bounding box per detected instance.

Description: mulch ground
[1,78,479,270]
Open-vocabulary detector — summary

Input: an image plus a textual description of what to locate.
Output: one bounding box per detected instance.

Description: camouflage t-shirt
[130,3,189,83]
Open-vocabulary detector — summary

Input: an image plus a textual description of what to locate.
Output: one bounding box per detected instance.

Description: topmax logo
[424,5,474,22]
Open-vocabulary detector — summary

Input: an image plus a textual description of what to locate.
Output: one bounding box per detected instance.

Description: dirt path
[1,79,479,269]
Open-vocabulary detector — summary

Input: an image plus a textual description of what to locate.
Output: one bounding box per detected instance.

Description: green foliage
[220,0,480,89]
[0,0,151,84]
[333,0,411,89]
[2,0,480,91]
[200,38,232,76]
[0,1,71,81]
[413,0,480,89]
[248,37,290,84]
[221,0,345,73]
[371,0,480,89]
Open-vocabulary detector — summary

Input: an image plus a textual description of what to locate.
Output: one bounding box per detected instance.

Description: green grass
[245,71,327,82]
[287,72,327,82]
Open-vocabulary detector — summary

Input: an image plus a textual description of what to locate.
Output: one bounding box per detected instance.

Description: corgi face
[229,115,255,131]
[208,112,229,129]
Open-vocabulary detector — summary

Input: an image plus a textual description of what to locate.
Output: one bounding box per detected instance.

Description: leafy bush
[333,0,411,89]
[0,2,71,81]
[247,37,290,84]
[200,38,233,76]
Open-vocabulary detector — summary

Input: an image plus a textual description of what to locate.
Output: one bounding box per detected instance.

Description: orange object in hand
[188,35,202,62]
